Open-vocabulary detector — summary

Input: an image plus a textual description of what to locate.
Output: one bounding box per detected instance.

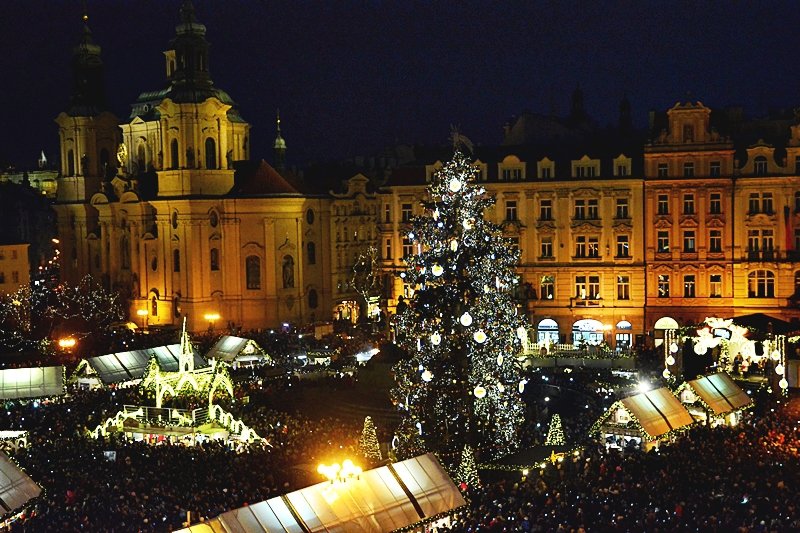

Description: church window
[67,149,75,175]
[307,242,316,265]
[205,137,216,169]
[210,248,219,271]
[246,256,261,289]
[171,139,179,169]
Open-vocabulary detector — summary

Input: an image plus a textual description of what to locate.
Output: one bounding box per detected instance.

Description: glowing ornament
[430,333,441,346]
[666,355,675,366]
[473,330,487,343]
[421,369,433,382]
[662,369,671,379]
[495,277,501,289]
[518,379,527,393]
[517,326,527,341]
[771,350,781,361]
[462,218,474,230]
[775,363,785,375]
[779,378,789,389]
[497,383,505,393]
[497,354,504,366]
[432,208,440,220]
[449,178,463,192]
[473,386,487,399]
[669,343,679,354]
[431,264,444,277]
[483,285,491,293]
[449,239,458,251]
[460,312,473,327]
[693,341,706,355]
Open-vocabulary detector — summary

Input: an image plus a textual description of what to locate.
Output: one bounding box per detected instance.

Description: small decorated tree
[359,416,382,465]
[544,413,565,447]
[455,443,480,489]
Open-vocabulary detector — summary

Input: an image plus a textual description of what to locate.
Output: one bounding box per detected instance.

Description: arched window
[151,295,158,316]
[246,256,261,289]
[210,248,220,271]
[67,149,75,176]
[748,270,775,298]
[137,144,146,173]
[307,242,316,265]
[173,249,180,272]
[308,289,318,309]
[120,235,130,270]
[171,139,179,169]
[205,137,216,169]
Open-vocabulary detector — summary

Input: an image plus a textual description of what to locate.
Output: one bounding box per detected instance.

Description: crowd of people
[441,401,800,532]
[0,328,794,531]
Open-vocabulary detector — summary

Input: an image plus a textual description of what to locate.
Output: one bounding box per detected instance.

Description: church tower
[120,0,250,197]
[54,11,119,202]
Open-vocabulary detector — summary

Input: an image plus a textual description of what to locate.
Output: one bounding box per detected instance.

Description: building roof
[205,335,271,364]
[684,372,752,415]
[0,451,41,516]
[0,366,65,400]
[83,344,207,385]
[174,453,466,533]
[607,387,694,439]
[232,160,301,196]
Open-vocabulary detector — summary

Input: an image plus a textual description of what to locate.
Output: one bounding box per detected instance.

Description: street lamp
[136,309,148,330]
[204,312,220,332]
[58,337,76,351]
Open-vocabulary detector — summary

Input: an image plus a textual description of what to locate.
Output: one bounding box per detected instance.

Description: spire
[166,0,213,101]
[274,109,287,171]
[179,317,194,373]
[67,2,106,116]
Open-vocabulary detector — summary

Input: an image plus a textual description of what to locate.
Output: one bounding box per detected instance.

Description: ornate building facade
[50,4,800,341]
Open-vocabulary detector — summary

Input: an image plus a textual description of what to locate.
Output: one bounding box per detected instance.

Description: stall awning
[686,372,751,415]
[0,366,64,400]
[0,451,40,514]
[205,335,270,364]
[85,344,207,385]
[174,453,465,533]
[619,387,694,438]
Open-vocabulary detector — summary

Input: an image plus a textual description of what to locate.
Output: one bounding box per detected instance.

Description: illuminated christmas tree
[391,146,527,465]
[456,443,480,488]
[544,413,565,446]
[359,416,382,465]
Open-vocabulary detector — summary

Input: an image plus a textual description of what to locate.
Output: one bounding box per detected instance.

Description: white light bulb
[662,369,671,379]
[518,379,527,393]
[497,354,503,366]
[421,369,433,382]
[497,382,505,393]
[779,378,789,389]
[431,264,444,277]
[670,343,679,354]
[460,312,473,327]
[449,178,463,192]
[462,218,473,230]
[473,386,486,399]
[430,333,441,346]
[771,350,781,361]
[473,330,487,343]
[666,355,675,366]
[450,239,458,252]
[775,363,785,375]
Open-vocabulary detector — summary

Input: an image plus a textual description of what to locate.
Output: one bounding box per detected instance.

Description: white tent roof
[685,372,752,415]
[84,344,207,385]
[174,453,465,533]
[205,336,270,364]
[0,366,64,400]
[0,451,40,514]
[618,387,694,438]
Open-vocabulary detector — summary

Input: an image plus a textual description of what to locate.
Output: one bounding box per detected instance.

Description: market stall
[676,372,752,426]
[594,387,695,451]
[0,366,65,400]
[174,453,466,533]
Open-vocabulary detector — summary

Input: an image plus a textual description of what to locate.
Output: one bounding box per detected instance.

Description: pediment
[653,218,673,229]
[706,217,726,228]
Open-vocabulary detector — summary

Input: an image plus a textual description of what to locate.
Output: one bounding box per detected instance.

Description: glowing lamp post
[317,459,362,484]
[136,309,148,330]
[58,337,76,356]
[204,313,220,332]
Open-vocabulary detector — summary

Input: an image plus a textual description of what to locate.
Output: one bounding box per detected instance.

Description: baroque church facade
[54,4,332,332]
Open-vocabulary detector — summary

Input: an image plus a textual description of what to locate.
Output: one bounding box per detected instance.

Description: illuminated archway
[536,318,559,344]
[572,319,605,346]
[654,316,679,347]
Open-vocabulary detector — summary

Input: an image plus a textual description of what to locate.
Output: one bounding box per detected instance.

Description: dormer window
[538,158,555,179]
[571,156,600,178]
[613,155,631,177]
[754,156,768,176]
[683,124,694,143]
[499,155,525,181]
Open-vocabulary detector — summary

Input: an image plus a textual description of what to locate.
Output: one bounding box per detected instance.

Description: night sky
[3,1,800,168]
